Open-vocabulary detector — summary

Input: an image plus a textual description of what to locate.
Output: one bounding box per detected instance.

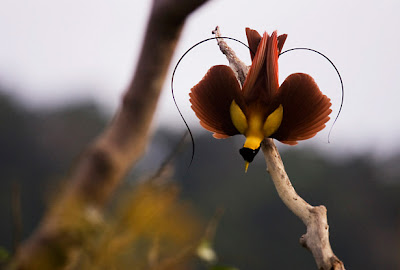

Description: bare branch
[10,1,209,269]
[214,27,345,270]
[262,139,345,270]
[212,26,249,86]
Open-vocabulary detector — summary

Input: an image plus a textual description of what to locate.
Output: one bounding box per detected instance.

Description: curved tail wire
[172,38,344,167]
[171,36,251,166]
[279,48,344,143]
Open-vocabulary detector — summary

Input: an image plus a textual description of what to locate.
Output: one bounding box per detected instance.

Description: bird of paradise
[189,28,332,172]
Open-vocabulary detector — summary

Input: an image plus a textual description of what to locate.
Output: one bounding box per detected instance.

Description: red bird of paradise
[189,28,332,172]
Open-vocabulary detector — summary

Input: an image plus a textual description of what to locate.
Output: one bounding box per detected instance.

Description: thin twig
[151,131,189,182]
[11,182,22,254]
[202,207,224,243]
[214,27,345,270]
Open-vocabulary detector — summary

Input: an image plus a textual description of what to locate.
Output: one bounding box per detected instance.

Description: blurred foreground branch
[10,1,209,269]
[214,27,345,270]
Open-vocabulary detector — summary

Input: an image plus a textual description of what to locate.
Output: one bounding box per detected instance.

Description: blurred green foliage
[0,91,399,269]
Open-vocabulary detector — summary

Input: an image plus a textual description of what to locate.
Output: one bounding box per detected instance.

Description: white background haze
[0,0,399,158]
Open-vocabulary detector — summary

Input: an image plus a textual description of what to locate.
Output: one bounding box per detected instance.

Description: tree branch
[214,28,345,270]
[262,139,345,270]
[212,26,249,86]
[10,1,209,269]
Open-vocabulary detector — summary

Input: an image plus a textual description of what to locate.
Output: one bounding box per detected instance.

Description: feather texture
[189,28,332,166]
[246,28,287,58]
[266,31,280,97]
[242,32,268,103]
[245,28,262,60]
[189,65,246,138]
[272,73,332,144]
[277,34,288,54]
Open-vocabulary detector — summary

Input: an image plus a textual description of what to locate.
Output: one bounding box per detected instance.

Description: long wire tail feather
[279,48,344,143]
[172,39,344,167]
[171,36,251,167]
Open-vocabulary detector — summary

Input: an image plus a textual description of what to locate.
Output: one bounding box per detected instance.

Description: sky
[1,0,400,158]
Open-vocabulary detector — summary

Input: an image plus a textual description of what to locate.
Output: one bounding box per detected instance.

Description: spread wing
[189,65,246,138]
[272,73,332,145]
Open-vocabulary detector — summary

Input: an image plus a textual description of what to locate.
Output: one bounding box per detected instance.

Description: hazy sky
[1,0,400,157]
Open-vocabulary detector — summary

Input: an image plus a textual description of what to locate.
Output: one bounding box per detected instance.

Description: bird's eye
[239,147,260,162]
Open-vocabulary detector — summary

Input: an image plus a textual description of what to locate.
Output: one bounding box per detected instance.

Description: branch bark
[212,26,249,85]
[262,139,345,270]
[10,1,209,269]
[214,28,345,270]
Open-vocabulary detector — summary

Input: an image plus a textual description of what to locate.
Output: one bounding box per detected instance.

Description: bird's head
[239,146,260,172]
